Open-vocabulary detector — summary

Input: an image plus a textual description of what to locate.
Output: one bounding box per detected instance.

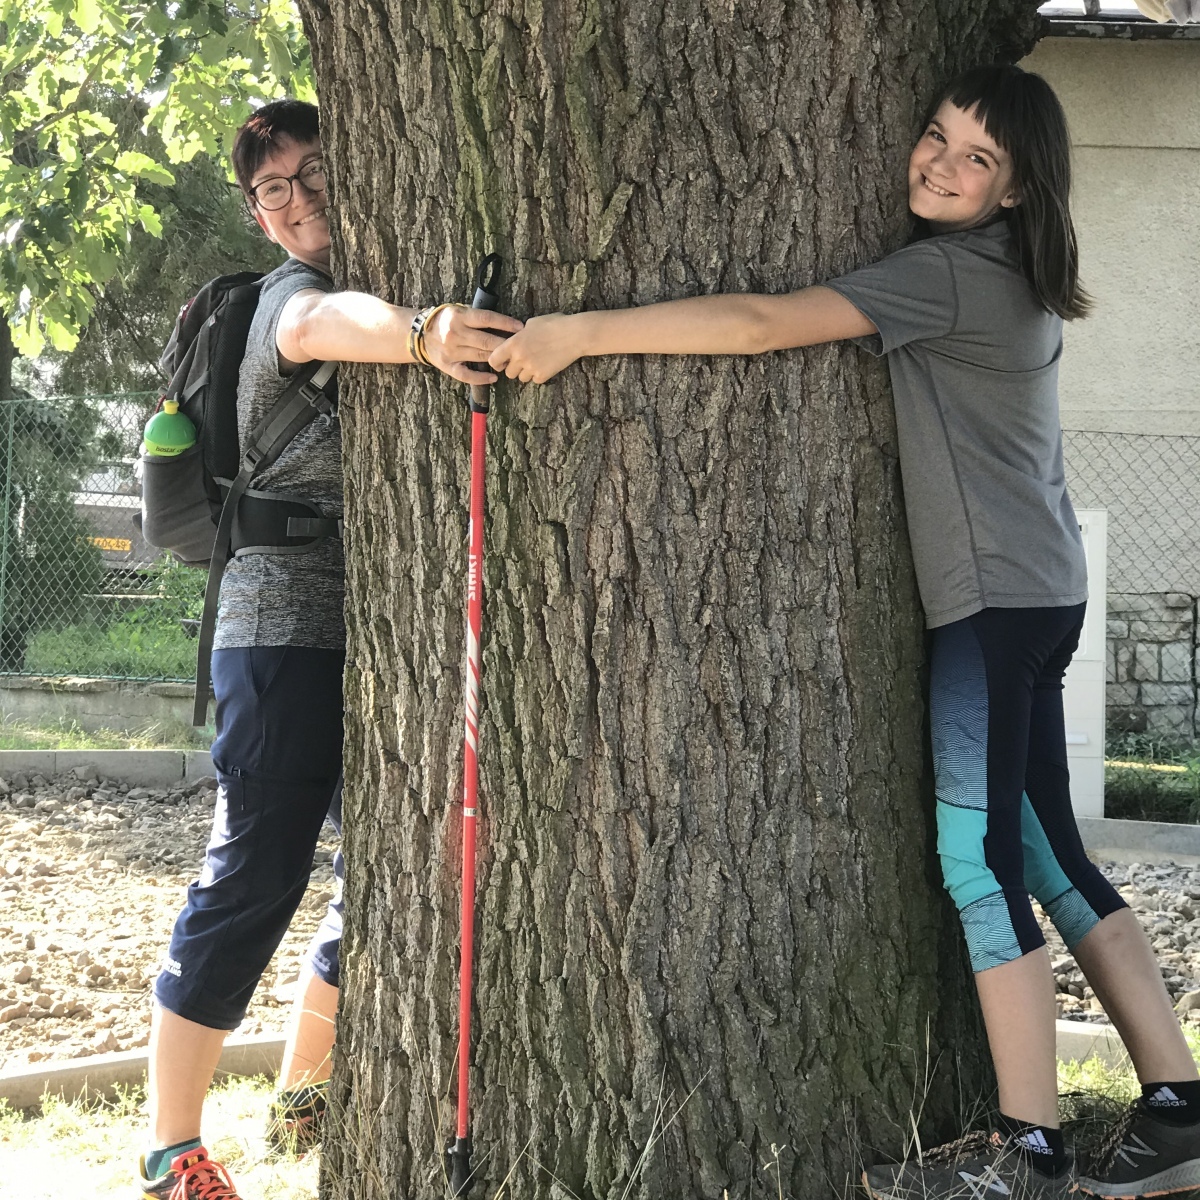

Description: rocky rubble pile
[0,764,335,1068]
[1041,858,1200,1024]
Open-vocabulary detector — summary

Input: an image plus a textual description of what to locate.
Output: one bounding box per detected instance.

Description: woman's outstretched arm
[488,286,875,383]
[278,289,523,385]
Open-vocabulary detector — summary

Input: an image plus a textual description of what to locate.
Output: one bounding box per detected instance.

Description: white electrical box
[1064,509,1107,818]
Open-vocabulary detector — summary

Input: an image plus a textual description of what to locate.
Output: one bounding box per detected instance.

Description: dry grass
[0,714,212,751]
[3,1027,1196,1200]
[0,1077,317,1200]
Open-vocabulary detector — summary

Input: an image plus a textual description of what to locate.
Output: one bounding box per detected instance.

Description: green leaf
[74,110,116,138]
[71,0,100,35]
[129,45,157,91]
[263,29,293,82]
[44,312,79,351]
[113,151,175,185]
[81,237,117,280]
[137,204,162,236]
[12,311,45,358]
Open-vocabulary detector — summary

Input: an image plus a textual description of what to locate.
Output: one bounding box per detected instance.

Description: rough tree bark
[299,4,1042,1198]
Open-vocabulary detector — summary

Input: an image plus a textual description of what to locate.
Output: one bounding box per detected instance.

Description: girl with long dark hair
[491,64,1200,1200]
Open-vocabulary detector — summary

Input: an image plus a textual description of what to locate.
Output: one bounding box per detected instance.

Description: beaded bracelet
[409,302,463,367]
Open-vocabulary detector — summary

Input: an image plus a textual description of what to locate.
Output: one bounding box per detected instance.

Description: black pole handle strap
[191,358,339,726]
[468,254,502,415]
[473,253,501,304]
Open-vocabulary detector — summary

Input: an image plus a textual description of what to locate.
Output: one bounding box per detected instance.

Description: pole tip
[445,1136,473,1197]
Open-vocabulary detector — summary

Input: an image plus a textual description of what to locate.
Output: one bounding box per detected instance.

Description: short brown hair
[232,99,320,197]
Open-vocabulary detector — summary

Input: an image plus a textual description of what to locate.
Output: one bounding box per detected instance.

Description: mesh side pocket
[139,443,217,566]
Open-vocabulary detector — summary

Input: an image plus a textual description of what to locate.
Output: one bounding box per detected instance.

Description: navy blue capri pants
[931,603,1125,973]
[154,645,345,1030]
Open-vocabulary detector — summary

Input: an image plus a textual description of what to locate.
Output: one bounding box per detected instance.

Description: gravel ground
[0,765,335,1069]
[1042,858,1200,1026]
[2,765,1198,1070]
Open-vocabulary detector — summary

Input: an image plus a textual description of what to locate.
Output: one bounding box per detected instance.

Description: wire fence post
[0,403,15,662]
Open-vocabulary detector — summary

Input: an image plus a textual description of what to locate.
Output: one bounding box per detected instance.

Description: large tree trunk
[300,5,1041,1198]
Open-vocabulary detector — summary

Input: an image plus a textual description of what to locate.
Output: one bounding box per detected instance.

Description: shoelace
[168,1155,240,1200]
[1087,1103,1140,1176]
[921,1130,1002,1166]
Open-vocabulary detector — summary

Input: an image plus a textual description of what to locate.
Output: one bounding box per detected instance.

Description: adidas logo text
[1016,1130,1054,1155]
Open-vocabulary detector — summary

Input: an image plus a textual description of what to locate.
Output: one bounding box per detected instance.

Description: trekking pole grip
[469,254,502,415]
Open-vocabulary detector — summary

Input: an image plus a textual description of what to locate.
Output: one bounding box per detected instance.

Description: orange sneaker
[139,1146,243,1200]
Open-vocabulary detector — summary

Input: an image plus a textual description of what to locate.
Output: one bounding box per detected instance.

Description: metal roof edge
[1041,15,1200,36]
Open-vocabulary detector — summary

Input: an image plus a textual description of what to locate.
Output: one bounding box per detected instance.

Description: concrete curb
[0,1033,284,1111]
[1056,1019,1129,1069]
[1078,816,1200,865]
[1,1024,1129,1112]
[0,748,213,787]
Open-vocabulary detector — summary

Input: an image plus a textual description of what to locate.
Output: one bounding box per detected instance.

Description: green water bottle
[143,399,197,457]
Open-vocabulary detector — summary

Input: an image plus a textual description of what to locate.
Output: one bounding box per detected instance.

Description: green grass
[0,714,212,750]
[1104,734,1200,825]
[1058,1027,1200,1160]
[23,620,197,682]
[0,1078,316,1200]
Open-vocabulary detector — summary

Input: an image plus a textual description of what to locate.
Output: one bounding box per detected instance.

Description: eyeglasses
[248,158,327,212]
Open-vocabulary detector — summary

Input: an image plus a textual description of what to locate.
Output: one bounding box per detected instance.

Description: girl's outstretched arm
[488,286,876,383]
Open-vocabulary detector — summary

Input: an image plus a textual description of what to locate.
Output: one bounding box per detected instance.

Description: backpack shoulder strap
[191,359,338,725]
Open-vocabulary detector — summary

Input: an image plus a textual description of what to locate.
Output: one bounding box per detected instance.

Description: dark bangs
[935,65,1091,321]
[232,100,321,196]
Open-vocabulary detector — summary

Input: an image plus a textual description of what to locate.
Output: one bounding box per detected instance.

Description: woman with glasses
[138,99,522,1200]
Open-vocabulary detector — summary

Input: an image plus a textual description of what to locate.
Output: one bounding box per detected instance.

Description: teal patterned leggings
[930,603,1125,973]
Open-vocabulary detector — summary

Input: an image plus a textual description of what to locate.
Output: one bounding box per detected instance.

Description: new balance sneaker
[264,1080,328,1158]
[1076,1102,1200,1198]
[139,1146,244,1200]
[863,1130,1075,1200]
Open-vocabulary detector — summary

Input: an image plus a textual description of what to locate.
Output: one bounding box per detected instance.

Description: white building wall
[1019,39,1200,435]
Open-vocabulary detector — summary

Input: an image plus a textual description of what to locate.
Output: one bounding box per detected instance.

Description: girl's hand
[487,313,581,383]
[424,305,524,385]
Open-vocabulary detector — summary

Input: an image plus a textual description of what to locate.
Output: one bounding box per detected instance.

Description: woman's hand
[423,305,525,385]
[487,313,581,384]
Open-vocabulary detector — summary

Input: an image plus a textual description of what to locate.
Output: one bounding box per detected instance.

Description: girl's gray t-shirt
[824,219,1087,629]
[213,257,346,651]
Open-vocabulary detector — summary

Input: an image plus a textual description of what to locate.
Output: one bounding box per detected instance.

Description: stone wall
[1107,593,1198,740]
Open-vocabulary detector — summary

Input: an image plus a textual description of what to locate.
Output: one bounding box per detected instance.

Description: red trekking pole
[445,253,502,1198]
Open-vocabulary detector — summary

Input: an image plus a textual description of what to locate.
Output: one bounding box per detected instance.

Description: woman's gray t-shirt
[213,257,346,651]
[824,219,1087,629]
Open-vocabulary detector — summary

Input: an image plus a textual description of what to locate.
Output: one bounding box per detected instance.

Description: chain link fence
[0,402,1194,705]
[1063,429,1200,747]
[1063,430,1200,597]
[0,391,201,684]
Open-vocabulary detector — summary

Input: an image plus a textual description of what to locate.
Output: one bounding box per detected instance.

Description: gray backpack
[139,272,339,724]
